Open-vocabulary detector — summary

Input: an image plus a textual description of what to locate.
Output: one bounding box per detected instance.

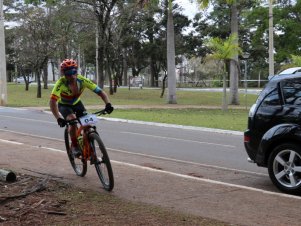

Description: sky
[4,1,202,28]
[175,0,200,19]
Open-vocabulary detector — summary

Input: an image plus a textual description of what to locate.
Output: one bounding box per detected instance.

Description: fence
[173,79,269,88]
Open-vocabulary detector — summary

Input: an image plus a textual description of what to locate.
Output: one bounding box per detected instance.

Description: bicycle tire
[64,128,87,177]
[89,132,114,191]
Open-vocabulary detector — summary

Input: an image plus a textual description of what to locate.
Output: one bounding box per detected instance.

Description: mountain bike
[64,110,114,191]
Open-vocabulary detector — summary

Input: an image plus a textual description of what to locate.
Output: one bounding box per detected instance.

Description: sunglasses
[64,68,77,76]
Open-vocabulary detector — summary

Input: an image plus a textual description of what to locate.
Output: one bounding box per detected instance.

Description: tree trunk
[96,20,105,88]
[37,70,42,98]
[166,4,177,104]
[150,57,156,87]
[222,65,228,111]
[123,48,127,86]
[229,3,239,105]
[51,61,56,81]
[269,0,274,77]
[106,62,113,95]
[97,42,105,88]
[0,0,7,106]
[21,72,30,91]
[43,63,48,89]
[160,72,167,98]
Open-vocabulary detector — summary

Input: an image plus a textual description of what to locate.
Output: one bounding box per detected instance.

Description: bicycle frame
[71,110,105,162]
[76,123,97,162]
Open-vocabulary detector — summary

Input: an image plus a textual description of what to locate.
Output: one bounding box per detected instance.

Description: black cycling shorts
[58,101,86,119]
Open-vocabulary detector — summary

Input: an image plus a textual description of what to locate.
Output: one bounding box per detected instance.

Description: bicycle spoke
[64,128,87,177]
[89,133,114,191]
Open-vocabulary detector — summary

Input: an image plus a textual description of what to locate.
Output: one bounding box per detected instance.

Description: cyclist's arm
[97,89,110,105]
[49,80,63,119]
[80,75,111,104]
[49,98,61,120]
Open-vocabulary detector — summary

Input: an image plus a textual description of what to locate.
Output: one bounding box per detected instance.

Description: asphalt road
[0,106,263,173]
[1,106,301,226]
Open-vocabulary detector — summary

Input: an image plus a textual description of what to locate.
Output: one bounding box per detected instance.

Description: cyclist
[49,58,114,157]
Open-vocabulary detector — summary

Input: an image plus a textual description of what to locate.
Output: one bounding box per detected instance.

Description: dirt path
[1,130,301,226]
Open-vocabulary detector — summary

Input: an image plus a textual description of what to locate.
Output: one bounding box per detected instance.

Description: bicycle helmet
[60,59,78,72]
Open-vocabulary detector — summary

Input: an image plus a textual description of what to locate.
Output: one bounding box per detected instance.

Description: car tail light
[244,135,250,142]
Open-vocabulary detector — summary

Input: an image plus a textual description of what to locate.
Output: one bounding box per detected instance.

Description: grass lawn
[105,108,248,131]
[7,83,259,131]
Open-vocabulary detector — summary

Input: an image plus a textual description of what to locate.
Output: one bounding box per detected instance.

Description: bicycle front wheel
[89,133,114,191]
[64,128,87,177]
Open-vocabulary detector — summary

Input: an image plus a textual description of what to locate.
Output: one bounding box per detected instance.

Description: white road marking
[0,139,23,145]
[0,107,27,111]
[122,131,235,148]
[33,146,65,153]
[1,138,299,200]
[112,160,301,200]
[0,128,62,141]
[108,147,267,177]
[0,114,55,124]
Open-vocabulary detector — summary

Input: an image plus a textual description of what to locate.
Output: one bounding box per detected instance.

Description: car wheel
[268,143,301,195]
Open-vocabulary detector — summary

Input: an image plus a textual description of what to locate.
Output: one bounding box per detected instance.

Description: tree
[206,34,241,111]
[279,55,301,70]
[290,55,301,67]
[138,0,177,104]
[82,0,118,89]
[243,1,300,76]
[268,0,274,77]
[197,0,253,105]
[229,1,239,105]
[0,0,7,105]
[166,0,176,104]
[11,3,58,97]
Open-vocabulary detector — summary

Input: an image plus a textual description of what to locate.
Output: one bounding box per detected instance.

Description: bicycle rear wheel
[89,133,114,191]
[64,128,87,177]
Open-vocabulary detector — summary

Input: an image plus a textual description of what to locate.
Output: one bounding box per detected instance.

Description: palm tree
[198,0,240,105]
[138,0,177,104]
[166,0,176,104]
[0,0,7,105]
[268,0,274,77]
[229,1,239,105]
[206,34,241,111]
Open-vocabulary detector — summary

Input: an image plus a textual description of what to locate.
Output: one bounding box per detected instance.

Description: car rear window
[282,80,301,105]
[256,80,279,107]
[261,89,281,107]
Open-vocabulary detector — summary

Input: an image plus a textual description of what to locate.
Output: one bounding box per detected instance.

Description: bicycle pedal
[90,158,101,165]
[90,157,96,165]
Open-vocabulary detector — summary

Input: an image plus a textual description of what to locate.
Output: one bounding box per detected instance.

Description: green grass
[7,83,259,131]
[105,108,248,131]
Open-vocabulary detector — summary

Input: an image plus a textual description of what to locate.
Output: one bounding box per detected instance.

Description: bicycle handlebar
[92,109,107,115]
[65,109,107,125]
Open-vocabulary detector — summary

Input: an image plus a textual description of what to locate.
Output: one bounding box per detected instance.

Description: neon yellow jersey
[50,74,102,105]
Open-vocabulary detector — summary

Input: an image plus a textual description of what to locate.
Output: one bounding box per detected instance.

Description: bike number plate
[79,114,98,126]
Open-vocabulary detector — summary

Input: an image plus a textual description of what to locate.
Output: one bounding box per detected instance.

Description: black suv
[244,74,301,195]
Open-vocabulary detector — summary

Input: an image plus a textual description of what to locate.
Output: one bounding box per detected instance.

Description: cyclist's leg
[60,103,87,176]
[69,101,87,148]
[73,101,87,118]
[58,103,78,148]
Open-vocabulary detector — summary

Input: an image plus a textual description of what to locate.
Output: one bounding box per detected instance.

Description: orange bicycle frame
[76,125,93,161]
